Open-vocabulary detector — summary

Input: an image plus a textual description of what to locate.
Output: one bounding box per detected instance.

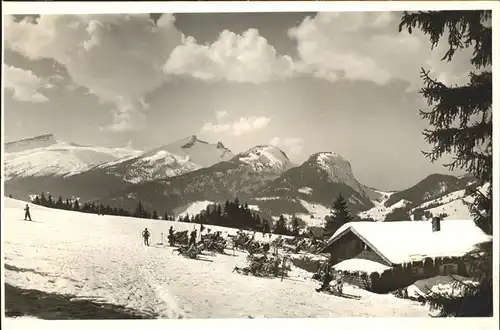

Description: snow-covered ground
[237,145,292,174]
[175,200,215,219]
[298,187,313,195]
[3,197,430,318]
[175,201,260,219]
[358,191,401,221]
[4,141,141,180]
[406,275,479,301]
[315,152,368,197]
[296,199,332,227]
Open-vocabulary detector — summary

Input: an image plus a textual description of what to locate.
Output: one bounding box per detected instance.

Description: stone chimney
[432,216,441,232]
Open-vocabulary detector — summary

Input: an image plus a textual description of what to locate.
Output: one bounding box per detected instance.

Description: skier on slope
[142,228,151,246]
[316,260,333,292]
[189,229,197,247]
[24,204,32,221]
[316,265,333,293]
[168,226,175,246]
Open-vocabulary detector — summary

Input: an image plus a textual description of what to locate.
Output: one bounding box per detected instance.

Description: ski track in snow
[4,198,429,318]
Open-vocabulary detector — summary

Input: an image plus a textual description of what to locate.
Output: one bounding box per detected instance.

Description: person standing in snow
[24,204,32,221]
[142,228,151,246]
[189,229,197,247]
[316,266,333,293]
[168,226,175,246]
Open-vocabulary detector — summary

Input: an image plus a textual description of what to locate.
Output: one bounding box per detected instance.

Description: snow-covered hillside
[358,191,403,221]
[5,134,57,153]
[95,149,201,184]
[314,152,369,198]
[4,198,429,318]
[296,200,332,227]
[91,135,234,184]
[175,200,214,219]
[4,138,141,180]
[359,183,485,222]
[236,145,293,173]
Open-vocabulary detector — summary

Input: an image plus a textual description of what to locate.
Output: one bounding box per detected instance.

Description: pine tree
[399,10,492,317]
[40,192,47,206]
[262,219,270,234]
[33,195,41,205]
[134,201,146,218]
[273,214,288,235]
[291,216,300,236]
[324,194,353,238]
[152,210,158,220]
[216,204,223,218]
[73,199,80,211]
[56,196,64,209]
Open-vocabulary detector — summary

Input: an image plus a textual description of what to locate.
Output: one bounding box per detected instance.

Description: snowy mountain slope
[82,135,233,184]
[384,173,478,208]
[175,200,215,219]
[315,152,369,197]
[296,200,332,227]
[147,135,234,168]
[98,146,294,217]
[4,138,141,180]
[4,135,231,202]
[5,134,58,153]
[236,145,293,174]
[4,198,429,318]
[358,180,484,222]
[92,150,201,184]
[250,152,374,220]
[4,134,142,202]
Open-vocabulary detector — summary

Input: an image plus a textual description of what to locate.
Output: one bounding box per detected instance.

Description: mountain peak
[5,133,58,153]
[236,145,292,173]
[243,145,291,161]
[216,141,230,151]
[309,152,352,171]
[304,151,369,197]
[181,135,209,148]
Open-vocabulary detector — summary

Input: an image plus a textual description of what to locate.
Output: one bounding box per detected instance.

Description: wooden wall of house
[368,257,473,293]
[327,230,480,293]
[340,256,476,294]
[336,249,391,291]
[328,231,366,264]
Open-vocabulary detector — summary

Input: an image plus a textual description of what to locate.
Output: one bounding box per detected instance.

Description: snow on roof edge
[322,220,491,265]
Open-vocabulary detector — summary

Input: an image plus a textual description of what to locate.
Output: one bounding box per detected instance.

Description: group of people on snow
[141,224,204,247]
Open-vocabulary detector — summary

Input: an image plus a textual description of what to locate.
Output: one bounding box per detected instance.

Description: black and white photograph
[2,1,497,324]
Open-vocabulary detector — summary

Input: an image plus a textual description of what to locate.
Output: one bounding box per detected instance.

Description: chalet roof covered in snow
[323,220,491,265]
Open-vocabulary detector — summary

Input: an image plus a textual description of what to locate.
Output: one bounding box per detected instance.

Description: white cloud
[4,14,182,131]
[289,12,473,88]
[165,29,295,83]
[4,64,51,103]
[201,116,271,136]
[232,116,271,136]
[99,99,149,132]
[270,137,304,155]
[215,110,228,120]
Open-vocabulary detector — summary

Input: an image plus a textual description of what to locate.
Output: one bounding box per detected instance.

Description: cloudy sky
[3,12,475,191]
